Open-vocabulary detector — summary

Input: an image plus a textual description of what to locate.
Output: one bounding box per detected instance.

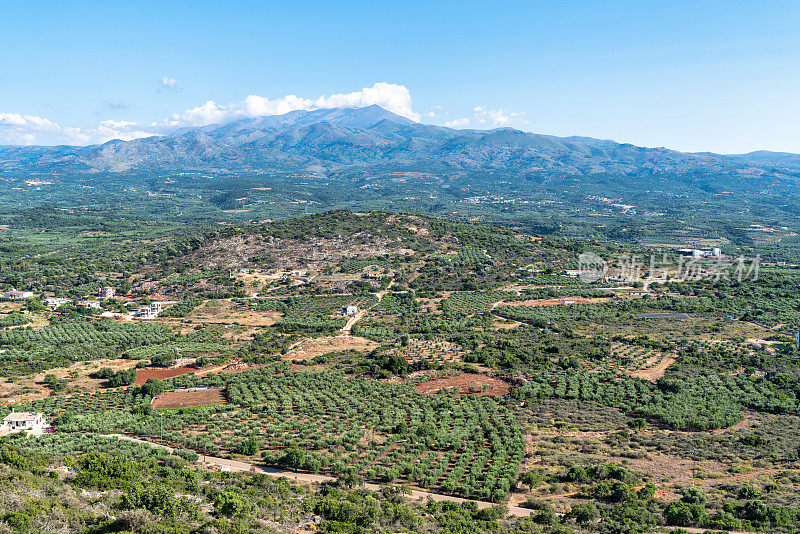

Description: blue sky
[1,0,798,152]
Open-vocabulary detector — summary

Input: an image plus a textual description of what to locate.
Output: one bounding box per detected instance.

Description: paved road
[110,434,532,517]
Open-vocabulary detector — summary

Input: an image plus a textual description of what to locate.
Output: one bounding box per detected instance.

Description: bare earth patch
[219,362,265,375]
[160,300,282,329]
[416,374,510,397]
[0,359,139,404]
[616,451,727,484]
[135,367,198,385]
[387,338,467,364]
[712,411,760,434]
[493,318,520,329]
[282,335,377,360]
[497,297,611,307]
[152,388,227,409]
[627,354,678,381]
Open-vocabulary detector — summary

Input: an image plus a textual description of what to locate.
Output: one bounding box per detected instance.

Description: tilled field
[151,388,227,409]
[135,367,197,385]
[416,373,510,397]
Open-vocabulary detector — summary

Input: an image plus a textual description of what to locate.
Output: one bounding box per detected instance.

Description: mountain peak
[182,106,417,138]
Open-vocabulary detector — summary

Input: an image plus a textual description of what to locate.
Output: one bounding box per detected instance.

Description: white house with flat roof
[1,290,34,300]
[98,287,116,299]
[44,297,71,310]
[2,412,46,432]
[134,302,162,319]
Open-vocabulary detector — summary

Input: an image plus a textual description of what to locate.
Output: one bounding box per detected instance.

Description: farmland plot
[151,387,227,409]
[386,338,467,366]
[579,342,677,379]
[608,342,677,380]
[441,291,509,314]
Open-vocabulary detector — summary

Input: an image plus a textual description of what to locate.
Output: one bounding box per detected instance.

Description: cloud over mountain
[159,82,419,129]
[0,83,423,145]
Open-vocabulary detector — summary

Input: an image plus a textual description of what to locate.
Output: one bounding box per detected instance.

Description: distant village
[1,286,164,319]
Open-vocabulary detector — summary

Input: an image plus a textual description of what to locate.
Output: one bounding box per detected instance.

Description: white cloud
[2,83,531,146]
[2,83,421,145]
[0,113,61,145]
[86,120,155,143]
[426,104,528,130]
[313,82,419,121]
[242,94,314,118]
[0,113,155,145]
[162,100,236,127]
[444,117,471,128]
[159,82,420,129]
[423,105,445,119]
[473,106,527,127]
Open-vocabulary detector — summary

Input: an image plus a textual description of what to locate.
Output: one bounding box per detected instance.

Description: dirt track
[111,434,533,517]
[627,354,678,381]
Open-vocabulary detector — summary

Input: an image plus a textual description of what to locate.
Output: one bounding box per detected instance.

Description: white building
[44,297,71,310]
[342,305,358,316]
[77,300,102,310]
[135,302,162,319]
[2,412,46,432]
[98,286,116,299]
[134,307,153,318]
[1,290,34,300]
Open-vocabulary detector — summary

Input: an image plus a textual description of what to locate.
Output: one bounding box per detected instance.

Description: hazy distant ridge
[0,106,797,181]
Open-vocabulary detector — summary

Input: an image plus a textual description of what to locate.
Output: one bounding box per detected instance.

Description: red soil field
[135,361,264,386]
[151,388,227,409]
[135,367,197,385]
[416,373,510,397]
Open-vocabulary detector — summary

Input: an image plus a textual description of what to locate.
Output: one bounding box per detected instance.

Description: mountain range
[0,105,798,184]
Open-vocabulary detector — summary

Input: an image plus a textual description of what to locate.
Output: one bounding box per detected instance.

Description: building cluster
[3,286,118,303]
[134,302,162,319]
[43,298,103,310]
[43,297,71,309]
[676,247,722,258]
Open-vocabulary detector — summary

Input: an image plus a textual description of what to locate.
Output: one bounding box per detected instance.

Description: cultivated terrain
[0,211,799,533]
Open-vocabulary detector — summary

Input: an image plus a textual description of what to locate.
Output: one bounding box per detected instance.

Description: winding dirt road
[110,434,533,517]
